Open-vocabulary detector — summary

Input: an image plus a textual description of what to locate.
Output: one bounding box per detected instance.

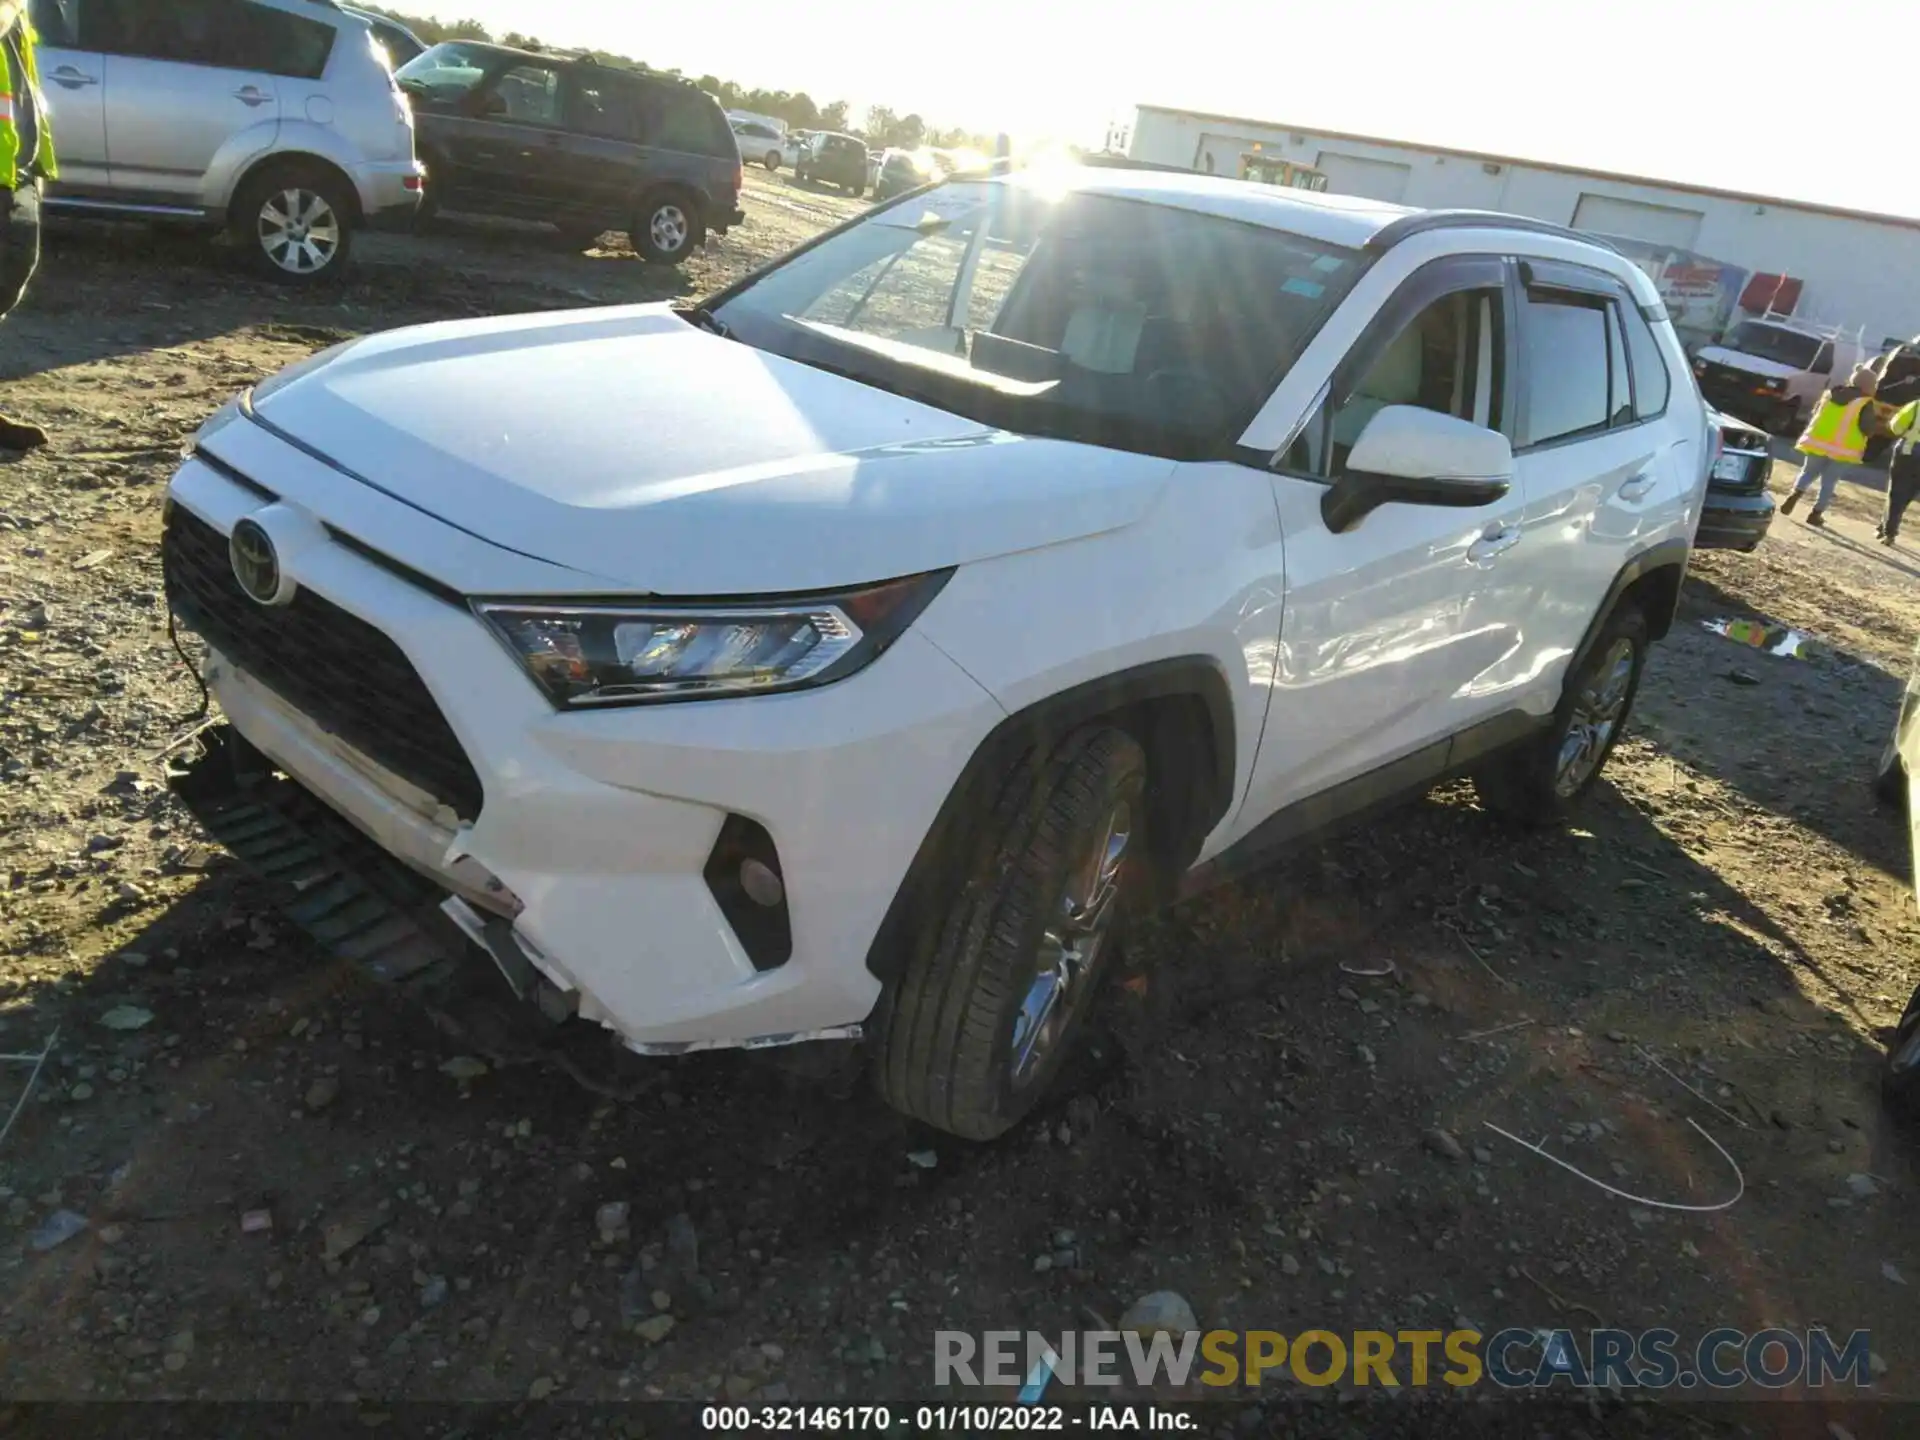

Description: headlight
[475,571,952,708]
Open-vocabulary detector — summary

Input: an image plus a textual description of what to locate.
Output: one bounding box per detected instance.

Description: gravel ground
[1,168,1918,1432]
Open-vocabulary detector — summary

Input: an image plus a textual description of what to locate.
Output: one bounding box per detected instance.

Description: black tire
[1874,733,1906,807]
[632,190,703,265]
[1884,981,1920,1119]
[873,726,1148,1140]
[232,163,356,284]
[1769,403,1800,439]
[764,150,781,171]
[1475,606,1649,827]
[845,180,864,199]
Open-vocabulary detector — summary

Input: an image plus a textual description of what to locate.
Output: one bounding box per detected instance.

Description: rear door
[91,0,324,206]
[1505,260,1688,709]
[29,0,109,191]
[553,71,647,223]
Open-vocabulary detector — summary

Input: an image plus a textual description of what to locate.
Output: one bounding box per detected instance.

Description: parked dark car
[397,42,744,263]
[344,6,427,67]
[794,132,867,196]
[872,147,935,202]
[1695,407,1775,553]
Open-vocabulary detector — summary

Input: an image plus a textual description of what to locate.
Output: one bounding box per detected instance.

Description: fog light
[702,815,791,971]
[740,857,784,908]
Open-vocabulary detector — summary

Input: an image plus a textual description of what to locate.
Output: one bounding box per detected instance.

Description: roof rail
[1366,210,1621,255]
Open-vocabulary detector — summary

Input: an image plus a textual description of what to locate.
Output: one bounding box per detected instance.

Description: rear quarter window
[651,87,733,156]
[1620,302,1673,420]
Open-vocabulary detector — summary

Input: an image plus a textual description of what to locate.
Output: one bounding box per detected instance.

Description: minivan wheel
[634,192,703,264]
[873,726,1146,1140]
[235,166,355,284]
[764,150,781,170]
[1475,606,1649,827]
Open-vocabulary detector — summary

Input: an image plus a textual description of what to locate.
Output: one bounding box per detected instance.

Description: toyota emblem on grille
[229,518,288,606]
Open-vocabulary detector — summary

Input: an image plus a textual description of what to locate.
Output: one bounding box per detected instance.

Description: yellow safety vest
[1894,400,1920,457]
[0,18,56,187]
[1796,393,1872,462]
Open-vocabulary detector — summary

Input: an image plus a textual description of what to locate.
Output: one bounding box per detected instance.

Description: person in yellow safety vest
[0,0,53,452]
[1780,364,1886,528]
[1882,397,1920,546]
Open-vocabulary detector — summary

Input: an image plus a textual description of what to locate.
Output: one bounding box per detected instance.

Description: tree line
[358,7,994,152]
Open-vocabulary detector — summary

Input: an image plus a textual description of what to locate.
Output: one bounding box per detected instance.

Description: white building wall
[1132,108,1920,344]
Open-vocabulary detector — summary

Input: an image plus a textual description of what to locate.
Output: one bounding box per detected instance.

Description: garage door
[1571,194,1704,250]
[1314,152,1412,204]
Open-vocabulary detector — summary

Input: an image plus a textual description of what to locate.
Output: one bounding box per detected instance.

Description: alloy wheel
[649,204,690,256]
[1009,795,1134,1088]
[258,188,342,277]
[1554,636,1636,797]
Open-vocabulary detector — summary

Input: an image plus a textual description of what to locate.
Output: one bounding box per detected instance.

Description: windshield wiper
[674,304,732,339]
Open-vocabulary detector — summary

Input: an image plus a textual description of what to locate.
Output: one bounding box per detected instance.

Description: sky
[415,0,1917,220]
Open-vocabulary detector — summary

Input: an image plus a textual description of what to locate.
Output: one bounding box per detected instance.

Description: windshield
[1724,321,1822,370]
[394,42,495,101]
[712,179,1366,459]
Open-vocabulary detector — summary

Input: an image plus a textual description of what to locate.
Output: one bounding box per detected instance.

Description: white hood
[1697,345,1806,382]
[240,304,1178,594]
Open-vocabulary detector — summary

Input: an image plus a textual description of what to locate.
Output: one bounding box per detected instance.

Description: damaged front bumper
[166,721,866,1053]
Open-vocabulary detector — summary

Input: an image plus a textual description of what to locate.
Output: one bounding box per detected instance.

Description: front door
[29,0,108,190]
[1240,256,1529,824]
[439,57,568,217]
[90,0,293,206]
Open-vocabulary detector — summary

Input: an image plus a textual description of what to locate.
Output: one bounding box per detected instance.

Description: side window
[1519,292,1610,447]
[489,63,564,126]
[1605,304,1633,427]
[571,79,642,141]
[29,0,77,47]
[1619,302,1672,420]
[86,0,333,78]
[651,90,729,155]
[1812,339,1835,374]
[1301,287,1505,475]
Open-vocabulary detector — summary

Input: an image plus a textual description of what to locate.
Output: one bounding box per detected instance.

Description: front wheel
[873,726,1147,1140]
[233,165,355,283]
[1885,982,1920,1119]
[1475,606,1649,827]
[764,150,781,171]
[633,192,704,265]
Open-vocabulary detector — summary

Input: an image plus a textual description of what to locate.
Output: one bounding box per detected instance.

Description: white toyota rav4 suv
[163,167,1708,1139]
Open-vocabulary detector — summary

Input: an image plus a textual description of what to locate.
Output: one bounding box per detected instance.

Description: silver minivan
[31,0,423,282]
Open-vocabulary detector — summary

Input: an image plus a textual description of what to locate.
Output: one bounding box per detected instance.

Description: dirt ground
[4,167,1920,1430]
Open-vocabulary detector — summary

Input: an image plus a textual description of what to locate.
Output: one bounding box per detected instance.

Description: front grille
[163,505,486,820]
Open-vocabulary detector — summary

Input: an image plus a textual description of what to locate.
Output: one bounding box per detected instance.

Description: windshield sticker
[1310,255,1347,273]
[1281,277,1326,298]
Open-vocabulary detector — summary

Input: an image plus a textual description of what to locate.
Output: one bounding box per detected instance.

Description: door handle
[1618,472,1657,502]
[233,86,272,107]
[1467,523,1522,565]
[51,66,99,89]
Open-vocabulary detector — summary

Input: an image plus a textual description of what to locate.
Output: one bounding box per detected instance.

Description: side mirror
[1321,405,1513,533]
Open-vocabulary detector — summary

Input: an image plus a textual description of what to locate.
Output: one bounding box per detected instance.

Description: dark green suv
[398,42,745,263]
[794,132,867,196]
